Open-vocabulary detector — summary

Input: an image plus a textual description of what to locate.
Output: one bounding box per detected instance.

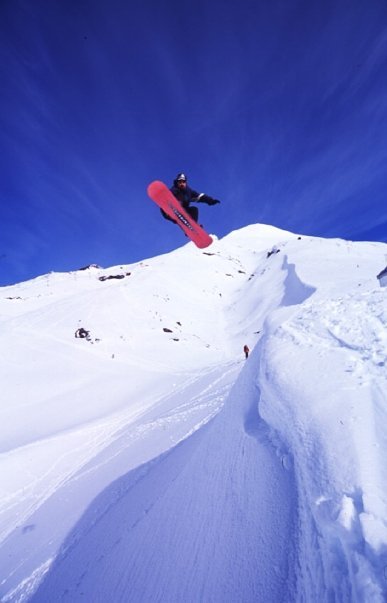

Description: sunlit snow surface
[1,224,386,602]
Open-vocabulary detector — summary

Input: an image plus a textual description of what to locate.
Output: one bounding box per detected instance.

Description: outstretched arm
[190,190,221,205]
[196,193,221,205]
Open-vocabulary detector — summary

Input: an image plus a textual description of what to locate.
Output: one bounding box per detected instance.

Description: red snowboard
[147,180,213,249]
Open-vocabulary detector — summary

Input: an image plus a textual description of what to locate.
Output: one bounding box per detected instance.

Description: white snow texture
[1,224,387,602]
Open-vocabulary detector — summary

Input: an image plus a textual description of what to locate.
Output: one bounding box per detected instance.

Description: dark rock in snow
[75,328,90,339]
[377,266,387,287]
[99,274,126,282]
[78,264,102,271]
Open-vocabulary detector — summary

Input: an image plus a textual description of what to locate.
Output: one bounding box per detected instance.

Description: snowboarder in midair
[160,173,220,224]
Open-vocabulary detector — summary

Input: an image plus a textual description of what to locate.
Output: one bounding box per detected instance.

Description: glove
[206,198,220,206]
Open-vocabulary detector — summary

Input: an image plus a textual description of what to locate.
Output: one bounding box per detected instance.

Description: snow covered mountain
[1,224,386,602]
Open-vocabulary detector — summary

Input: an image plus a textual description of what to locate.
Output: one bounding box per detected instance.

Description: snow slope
[0,224,386,602]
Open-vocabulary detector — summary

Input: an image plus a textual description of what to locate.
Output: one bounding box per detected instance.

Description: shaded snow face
[1,225,387,602]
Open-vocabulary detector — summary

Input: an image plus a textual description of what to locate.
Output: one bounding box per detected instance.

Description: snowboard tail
[147,180,213,249]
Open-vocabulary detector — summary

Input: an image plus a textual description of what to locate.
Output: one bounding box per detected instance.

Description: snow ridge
[1,224,386,601]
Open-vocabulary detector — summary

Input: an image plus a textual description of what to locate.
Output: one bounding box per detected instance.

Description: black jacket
[170,181,214,209]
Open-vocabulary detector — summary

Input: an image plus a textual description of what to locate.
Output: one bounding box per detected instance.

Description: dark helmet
[176,172,187,182]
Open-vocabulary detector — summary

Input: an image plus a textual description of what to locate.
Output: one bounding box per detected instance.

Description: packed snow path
[30,357,297,602]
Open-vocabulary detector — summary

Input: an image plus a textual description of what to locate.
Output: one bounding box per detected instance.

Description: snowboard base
[147,181,213,249]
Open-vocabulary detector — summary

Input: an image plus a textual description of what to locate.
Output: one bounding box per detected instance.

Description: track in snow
[31,357,298,603]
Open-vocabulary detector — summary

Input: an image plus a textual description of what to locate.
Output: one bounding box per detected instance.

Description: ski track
[0,364,242,603]
[28,356,298,603]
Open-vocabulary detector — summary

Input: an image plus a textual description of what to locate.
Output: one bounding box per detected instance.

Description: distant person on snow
[160,173,220,224]
[244,345,250,359]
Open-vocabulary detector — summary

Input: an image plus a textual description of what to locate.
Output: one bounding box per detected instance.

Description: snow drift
[0,224,386,602]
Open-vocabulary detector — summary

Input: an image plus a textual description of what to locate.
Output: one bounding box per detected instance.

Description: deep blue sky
[1,0,387,286]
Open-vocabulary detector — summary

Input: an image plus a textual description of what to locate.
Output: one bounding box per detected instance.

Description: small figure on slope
[244,344,250,359]
[160,173,220,224]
